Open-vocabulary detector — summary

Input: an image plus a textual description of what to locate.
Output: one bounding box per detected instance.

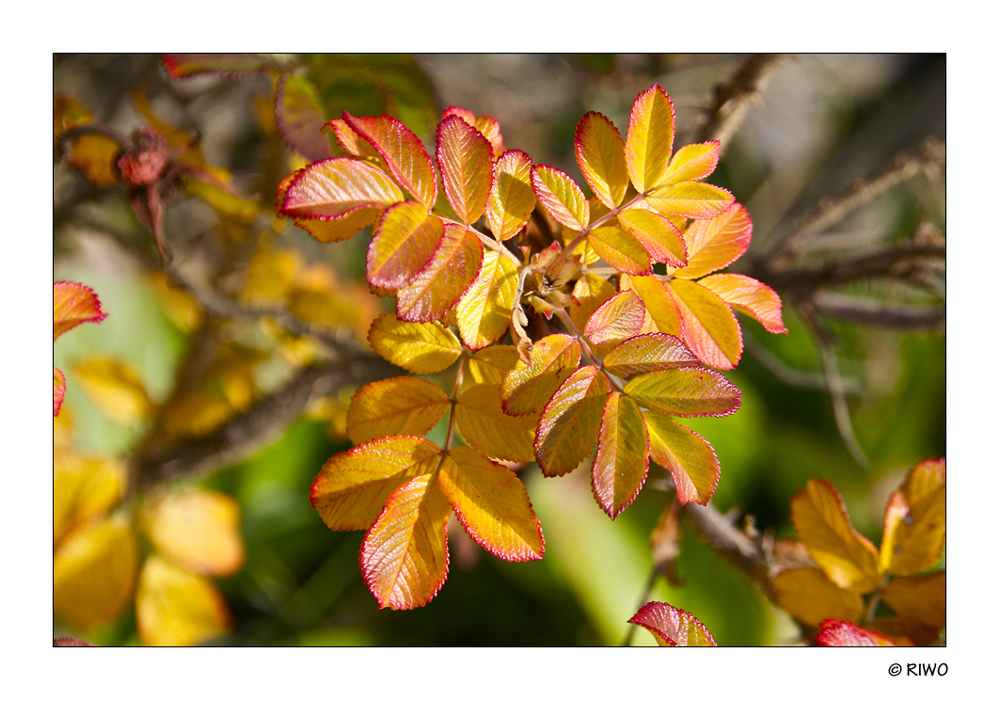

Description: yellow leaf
[136,555,233,646]
[791,480,882,594]
[881,571,946,630]
[501,334,581,417]
[240,244,301,304]
[367,313,462,374]
[148,270,203,332]
[534,366,612,477]
[592,392,649,519]
[575,111,629,209]
[486,149,536,241]
[569,273,616,332]
[667,278,743,370]
[616,208,686,267]
[622,274,682,337]
[643,412,719,506]
[772,566,865,627]
[346,376,450,445]
[456,250,519,350]
[881,458,946,576]
[139,489,245,578]
[161,389,232,439]
[672,203,752,279]
[396,223,484,323]
[71,355,154,424]
[661,141,721,186]
[54,513,138,631]
[465,345,519,387]
[366,201,444,291]
[625,84,674,193]
[54,452,125,546]
[455,382,538,464]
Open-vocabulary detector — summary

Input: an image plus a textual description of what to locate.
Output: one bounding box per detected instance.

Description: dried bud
[117,127,169,186]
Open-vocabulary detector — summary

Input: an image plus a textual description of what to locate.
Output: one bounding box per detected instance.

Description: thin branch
[811,293,945,330]
[695,54,788,153]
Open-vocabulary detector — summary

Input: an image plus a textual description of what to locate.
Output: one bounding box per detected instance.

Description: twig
[811,293,945,330]
[695,54,787,153]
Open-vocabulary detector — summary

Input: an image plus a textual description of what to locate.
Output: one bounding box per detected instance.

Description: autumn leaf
[436,115,494,224]
[645,181,734,220]
[54,453,125,547]
[486,149,536,241]
[455,382,538,464]
[625,84,675,194]
[55,281,107,341]
[602,333,700,380]
[772,566,866,626]
[880,458,945,576]
[396,223,483,323]
[698,273,788,334]
[456,250,519,350]
[71,355,154,424]
[532,165,590,231]
[501,334,582,417]
[643,412,719,505]
[346,376,450,445]
[660,141,721,186]
[592,392,649,519]
[367,313,462,374]
[274,73,334,161]
[535,366,612,477]
[881,571,946,630]
[667,278,743,370]
[588,225,652,276]
[584,290,655,350]
[816,619,896,647]
[623,368,741,418]
[575,111,628,208]
[672,202,752,279]
[366,201,444,291]
[442,106,504,159]
[616,208,686,268]
[135,555,233,646]
[628,601,717,646]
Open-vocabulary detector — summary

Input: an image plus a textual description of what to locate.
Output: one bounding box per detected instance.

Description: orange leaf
[531,165,590,231]
[643,412,719,505]
[661,141,721,186]
[672,203,752,279]
[455,382,538,464]
[346,376,450,445]
[396,223,483,323]
[486,149,536,241]
[455,250,519,350]
[816,619,896,646]
[575,111,628,208]
[290,208,382,243]
[71,355,154,424]
[698,273,787,334]
[588,226,652,276]
[367,313,462,374]
[361,473,452,610]
[63,132,123,188]
[625,84,675,193]
[436,115,494,224]
[367,202,444,291]
[772,567,866,626]
[628,601,717,646]
[622,275,681,337]
[534,366,612,477]
[442,106,504,159]
[880,571,946,629]
[667,278,743,370]
[881,458,946,576]
[54,367,66,416]
[592,392,649,519]
[791,480,882,593]
[310,435,442,531]
[54,281,107,341]
[439,445,544,561]
[501,334,582,417]
[342,112,438,207]
[139,489,244,578]
[324,118,384,162]
[646,181,734,220]
[623,368,741,418]
[135,555,233,646]
[602,333,699,380]
[616,208,686,267]
[279,157,404,225]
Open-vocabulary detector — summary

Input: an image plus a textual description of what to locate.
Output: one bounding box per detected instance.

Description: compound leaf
[646,181,734,220]
[667,278,743,370]
[501,334,582,417]
[532,165,590,231]
[698,273,787,334]
[342,112,438,207]
[346,376,450,445]
[592,392,649,519]
[456,250,519,350]
[623,368,741,418]
[672,203,752,279]
[396,223,483,323]
[486,149,536,241]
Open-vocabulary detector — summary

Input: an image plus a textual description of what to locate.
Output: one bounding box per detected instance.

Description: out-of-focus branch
[695,54,787,153]
[811,293,945,331]
[683,502,775,600]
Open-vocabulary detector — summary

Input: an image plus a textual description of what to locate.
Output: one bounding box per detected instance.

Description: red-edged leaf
[816,619,896,647]
[628,601,717,646]
[661,141,721,186]
[592,392,649,519]
[535,366,613,477]
[616,208,687,267]
[346,376,450,445]
[602,333,699,380]
[367,313,462,374]
[454,382,539,464]
[643,412,719,505]
[698,273,787,334]
[588,226,652,276]
[673,203,753,279]
[486,149,536,241]
[54,368,66,416]
[163,54,284,79]
[575,111,629,208]
[361,473,452,610]
[274,73,334,161]
[439,446,544,561]
[531,165,590,231]
[310,435,442,531]
[501,334,582,417]
[442,106,504,159]
[367,202,444,291]
[396,223,484,323]
[583,290,654,349]
[343,112,438,208]
[623,368,741,417]
[456,251,520,350]
[667,278,743,370]
[622,275,682,337]
[436,115,494,223]
[323,119,384,162]
[646,182,734,220]
[625,85,675,193]
[54,281,107,340]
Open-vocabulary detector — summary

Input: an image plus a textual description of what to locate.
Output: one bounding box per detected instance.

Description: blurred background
[53,54,945,646]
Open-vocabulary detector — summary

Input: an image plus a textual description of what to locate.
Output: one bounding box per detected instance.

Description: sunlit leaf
[361,473,452,610]
[135,555,232,646]
[323,118,384,162]
[367,201,444,291]
[442,106,504,159]
[772,567,865,627]
[622,275,681,337]
[54,368,66,416]
[274,73,334,161]
[396,223,484,323]
[532,165,590,231]
[465,345,519,387]
[456,250,519,350]
[616,208,686,267]
[288,207,382,243]
[367,313,462,374]
[455,383,538,464]
[588,226,652,276]
[53,513,137,631]
[139,489,244,578]
[646,181,734,220]
[625,84,674,193]
[592,392,649,519]
[575,111,628,208]
[791,480,882,594]
[623,368,741,418]
[486,149,536,241]
[698,273,787,334]
[71,355,154,424]
[534,366,612,477]
[501,334,581,417]
[816,619,896,647]
[436,115,494,224]
[343,112,438,207]
[569,273,617,332]
[643,411,719,505]
[54,453,125,547]
[54,281,107,341]
[661,141,721,186]
[346,376,450,444]
[672,203,752,279]
[667,278,743,370]
[628,600,717,646]
[881,458,946,576]
[880,571,946,629]
[584,290,654,349]
[439,446,544,561]
[602,333,699,379]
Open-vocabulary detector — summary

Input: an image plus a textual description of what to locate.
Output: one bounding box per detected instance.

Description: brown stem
[695,54,788,152]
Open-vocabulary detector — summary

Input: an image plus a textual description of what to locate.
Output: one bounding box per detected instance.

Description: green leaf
[623,368,741,417]
[592,392,649,519]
